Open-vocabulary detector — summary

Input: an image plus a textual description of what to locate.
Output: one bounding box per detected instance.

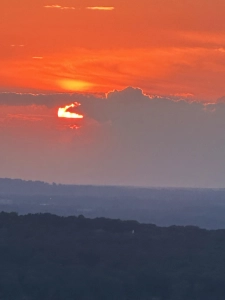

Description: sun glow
[59,79,93,92]
[58,102,83,119]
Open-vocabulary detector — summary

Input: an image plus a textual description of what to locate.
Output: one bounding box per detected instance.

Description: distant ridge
[1,178,225,229]
[0,178,224,196]
[0,177,126,196]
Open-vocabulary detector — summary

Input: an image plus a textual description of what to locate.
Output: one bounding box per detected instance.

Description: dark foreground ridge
[1,212,225,299]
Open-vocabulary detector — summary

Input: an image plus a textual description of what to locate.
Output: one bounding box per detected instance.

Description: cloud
[10,45,25,47]
[44,5,114,11]
[44,5,75,10]
[44,5,61,8]
[0,92,98,108]
[0,87,221,115]
[216,48,225,53]
[173,93,194,98]
[2,46,225,100]
[0,87,225,187]
[7,114,43,122]
[86,7,115,11]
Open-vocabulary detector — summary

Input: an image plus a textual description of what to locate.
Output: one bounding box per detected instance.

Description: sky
[1,0,225,187]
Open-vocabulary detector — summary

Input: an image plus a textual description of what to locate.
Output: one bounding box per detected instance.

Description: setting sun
[58,102,84,119]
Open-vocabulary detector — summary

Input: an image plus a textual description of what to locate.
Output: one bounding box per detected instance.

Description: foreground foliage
[0,212,225,299]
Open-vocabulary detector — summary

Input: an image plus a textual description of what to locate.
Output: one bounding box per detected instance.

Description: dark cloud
[0,88,225,187]
[0,92,98,108]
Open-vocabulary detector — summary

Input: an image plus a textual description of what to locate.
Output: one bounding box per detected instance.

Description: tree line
[0,212,225,299]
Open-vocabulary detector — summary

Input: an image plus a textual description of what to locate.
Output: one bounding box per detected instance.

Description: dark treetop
[1,212,225,299]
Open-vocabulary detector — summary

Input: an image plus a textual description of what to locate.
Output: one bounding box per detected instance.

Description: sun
[58,102,84,119]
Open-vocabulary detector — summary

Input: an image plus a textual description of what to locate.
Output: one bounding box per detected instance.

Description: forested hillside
[1,212,225,299]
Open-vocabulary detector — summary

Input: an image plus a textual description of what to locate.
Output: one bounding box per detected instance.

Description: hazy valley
[1,178,225,229]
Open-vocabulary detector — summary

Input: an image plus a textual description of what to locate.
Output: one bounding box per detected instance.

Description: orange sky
[1,0,225,100]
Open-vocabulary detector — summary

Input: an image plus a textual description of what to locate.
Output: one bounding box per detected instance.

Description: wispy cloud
[44,5,75,10]
[86,6,115,11]
[32,57,43,60]
[44,4,61,8]
[59,6,75,10]
[173,93,194,98]
[44,5,114,11]
[216,47,225,53]
[7,114,43,122]
[10,44,25,47]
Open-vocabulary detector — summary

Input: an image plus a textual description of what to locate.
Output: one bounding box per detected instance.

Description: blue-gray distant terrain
[1,178,225,229]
